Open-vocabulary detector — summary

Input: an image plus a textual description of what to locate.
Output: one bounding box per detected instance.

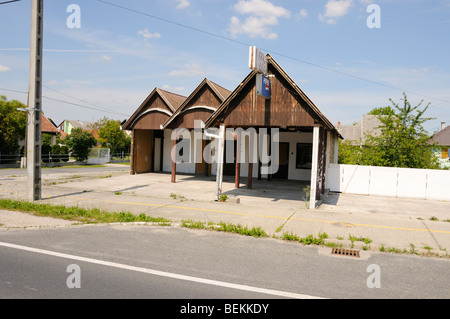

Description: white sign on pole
[248,46,267,75]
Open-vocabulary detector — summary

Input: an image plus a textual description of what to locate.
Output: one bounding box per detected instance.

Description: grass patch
[181,219,268,238]
[348,234,372,247]
[282,231,328,246]
[218,194,228,202]
[0,199,171,226]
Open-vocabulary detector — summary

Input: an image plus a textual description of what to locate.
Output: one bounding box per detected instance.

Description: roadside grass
[0,199,171,226]
[281,231,329,246]
[181,219,268,238]
[0,198,448,258]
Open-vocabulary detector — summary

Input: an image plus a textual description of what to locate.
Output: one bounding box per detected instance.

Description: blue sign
[256,74,271,99]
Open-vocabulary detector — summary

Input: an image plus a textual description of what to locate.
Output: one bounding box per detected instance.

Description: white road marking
[0,241,323,299]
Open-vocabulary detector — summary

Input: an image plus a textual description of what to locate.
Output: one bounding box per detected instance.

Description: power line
[96,0,450,106]
[0,87,131,117]
[42,85,130,117]
[0,0,21,5]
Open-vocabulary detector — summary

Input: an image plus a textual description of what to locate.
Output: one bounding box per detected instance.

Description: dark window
[296,143,312,169]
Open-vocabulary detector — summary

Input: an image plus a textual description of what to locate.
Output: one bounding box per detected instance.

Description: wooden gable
[164,79,231,130]
[205,55,342,138]
[123,88,186,131]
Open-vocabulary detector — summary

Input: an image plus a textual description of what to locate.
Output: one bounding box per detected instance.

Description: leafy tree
[98,119,130,154]
[339,93,439,169]
[65,128,97,162]
[0,96,27,157]
[367,106,396,116]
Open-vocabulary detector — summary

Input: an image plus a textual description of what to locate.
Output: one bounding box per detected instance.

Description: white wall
[328,164,450,201]
[162,129,320,181]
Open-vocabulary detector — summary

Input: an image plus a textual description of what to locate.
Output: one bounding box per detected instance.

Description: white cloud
[176,0,190,9]
[169,64,205,77]
[295,9,308,21]
[229,0,290,40]
[162,84,186,93]
[89,55,113,64]
[0,65,11,72]
[138,28,161,40]
[319,0,353,24]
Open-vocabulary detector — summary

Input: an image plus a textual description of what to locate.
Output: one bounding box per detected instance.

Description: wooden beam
[247,162,253,189]
[171,138,176,183]
[130,129,135,175]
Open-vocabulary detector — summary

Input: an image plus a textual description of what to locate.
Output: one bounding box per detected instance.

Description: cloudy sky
[0,0,449,133]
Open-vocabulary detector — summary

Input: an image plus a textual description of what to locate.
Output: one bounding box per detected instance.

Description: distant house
[58,119,98,139]
[430,122,450,169]
[337,115,384,145]
[41,114,61,145]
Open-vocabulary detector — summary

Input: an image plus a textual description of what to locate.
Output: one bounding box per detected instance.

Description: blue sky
[0,0,449,133]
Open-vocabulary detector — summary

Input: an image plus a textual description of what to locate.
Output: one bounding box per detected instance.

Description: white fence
[328,164,450,201]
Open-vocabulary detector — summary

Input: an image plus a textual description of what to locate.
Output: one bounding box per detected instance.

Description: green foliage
[98,119,130,154]
[60,145,69,162]
[51,144,61,162]
[0,198,171,225]
[339,93,440,169]
[65,128,97,162]
[367,106,396,116]
[0,96,27,158]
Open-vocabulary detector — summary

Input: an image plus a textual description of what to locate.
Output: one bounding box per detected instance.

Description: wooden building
[122,88,186,174]
[162,78,231,182]
[124,55,342,208]
[205,54,343,207]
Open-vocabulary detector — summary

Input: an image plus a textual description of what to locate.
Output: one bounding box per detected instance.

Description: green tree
[339,93,439,169]
[367,106,396,116]
[98,119,129,155]
[65,128,97,162]
[0,96,27,158]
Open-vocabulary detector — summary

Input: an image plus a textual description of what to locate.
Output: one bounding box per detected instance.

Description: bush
[51,144,61,162]
[60,145,69,162]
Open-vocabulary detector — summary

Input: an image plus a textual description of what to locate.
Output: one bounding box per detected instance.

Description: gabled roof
[162,78,231,129]
[41,114,60,134]
[122,88,186,130]
[205,54,343,139]
[431,126,450,146]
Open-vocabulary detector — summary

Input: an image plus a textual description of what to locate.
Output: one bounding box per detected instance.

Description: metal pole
[26,0,43,201]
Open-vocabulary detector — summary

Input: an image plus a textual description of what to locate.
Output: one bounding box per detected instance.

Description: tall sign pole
[27,0,43,201]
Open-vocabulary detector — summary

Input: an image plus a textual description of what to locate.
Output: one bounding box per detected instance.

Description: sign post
[249,46,271,99]
[248,46,268,75]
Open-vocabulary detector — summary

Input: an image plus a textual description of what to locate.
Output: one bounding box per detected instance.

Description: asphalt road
[0,224,449,300]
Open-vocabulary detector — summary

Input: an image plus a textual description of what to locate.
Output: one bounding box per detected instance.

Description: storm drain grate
[331,248,360,258]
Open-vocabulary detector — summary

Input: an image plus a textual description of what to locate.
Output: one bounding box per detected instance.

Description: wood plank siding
[164,78,231,130]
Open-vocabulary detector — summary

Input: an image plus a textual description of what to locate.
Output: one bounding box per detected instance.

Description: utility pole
[26,0,43,201]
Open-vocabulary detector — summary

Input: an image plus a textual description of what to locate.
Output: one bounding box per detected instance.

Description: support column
[130,129,135,174]
[309,126,320,209]
[171,138,176,183]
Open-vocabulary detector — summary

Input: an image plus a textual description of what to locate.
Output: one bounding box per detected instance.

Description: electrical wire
[0,87,131,117]
[95,0,450,106]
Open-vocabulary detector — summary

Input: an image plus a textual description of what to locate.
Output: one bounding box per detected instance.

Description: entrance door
[196,139,211,176]
[273,142,289,179]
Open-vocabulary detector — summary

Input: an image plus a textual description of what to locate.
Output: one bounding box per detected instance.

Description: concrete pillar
[309,126,320,209]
